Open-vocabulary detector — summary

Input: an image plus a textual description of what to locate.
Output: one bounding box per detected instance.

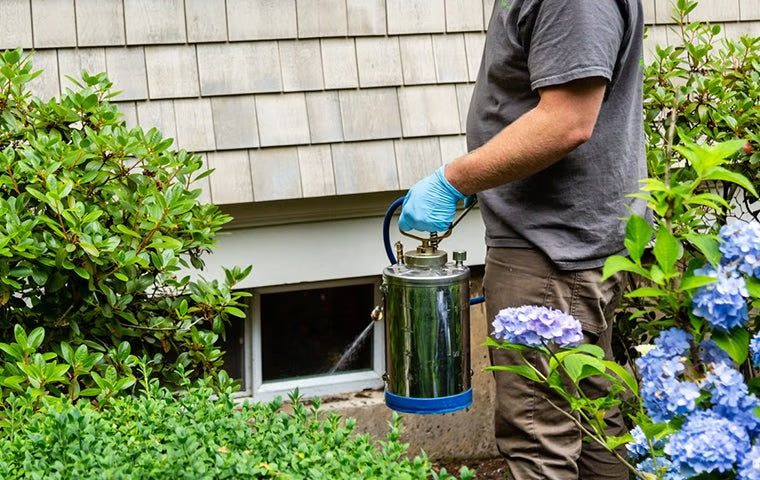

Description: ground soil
[434,457,508,479]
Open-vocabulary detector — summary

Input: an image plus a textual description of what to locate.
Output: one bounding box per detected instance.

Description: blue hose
[383,196,405,265]
[382,196,484,306]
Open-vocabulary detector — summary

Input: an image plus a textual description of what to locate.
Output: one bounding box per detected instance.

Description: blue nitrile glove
[398,166,466,232]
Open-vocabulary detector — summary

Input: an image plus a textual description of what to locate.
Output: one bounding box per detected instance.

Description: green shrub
[0,379,473,480]
[0,48,250,402]
[613,0,760,354]
[643,0,760,208]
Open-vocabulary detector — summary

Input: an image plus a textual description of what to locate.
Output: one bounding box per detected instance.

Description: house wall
[2,0,758,461]
[3,0,758,210]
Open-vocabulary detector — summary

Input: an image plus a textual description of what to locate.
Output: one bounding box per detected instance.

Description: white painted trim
[197,211,487,288]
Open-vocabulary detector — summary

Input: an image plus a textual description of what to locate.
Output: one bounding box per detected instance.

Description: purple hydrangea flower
[720,220,760,278]
[751,331,760,368]
[738,443,760,480]
[664,410,751,476]
[692,264,749,331]
[491,305,583,347]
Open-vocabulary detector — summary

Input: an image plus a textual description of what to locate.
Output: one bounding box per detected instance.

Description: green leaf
[685,192,729,211]
[114,224,142,238]
[31,268,49,286]
[747,277,760,298]
[4,49,21,64]
[0,343,24,361]
[74,266,90,279]
[561,354,606,383]
[485,364,542,382]
[625,287,669,298]
[711,328,749,364]
[27,327,45,351]
[60,342,74,364]
[81,93,98,109]
[603,360,639,395]
[484,337,540,353]
[684,233,721,266]
[653,229,681,277]
[623,214,652,263]
[678,274,716,292]
[79,241,100,257]
[223,306,246,318]
[602,255,649,280]
[706,139,746,160]
[13,325,28,350]
[569,344,605,359]
[702,167,758,198]
[605,433,633,451]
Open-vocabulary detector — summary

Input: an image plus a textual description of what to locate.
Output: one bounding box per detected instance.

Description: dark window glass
[260,283,375,382]
[220,317,246,388]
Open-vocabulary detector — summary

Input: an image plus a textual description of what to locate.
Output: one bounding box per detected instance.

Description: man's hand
[398,166,466,232]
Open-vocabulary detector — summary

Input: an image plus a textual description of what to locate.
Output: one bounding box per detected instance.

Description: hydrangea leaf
[485,365,542,382]
[602,255,649,280]
[711,328,749,364]
[653,228,682,277]
[561,353,606,383]
[746,277,760,298]
[603,360,639,395]
[684,233,721,266]
[624,214,653,263]
[678,274,717,292]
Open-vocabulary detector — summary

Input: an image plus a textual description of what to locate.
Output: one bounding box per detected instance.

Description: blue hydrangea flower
[635,456,678,480]
[637,353,700,422]
[664,411,751,476]
[491,305,583,347]
[704,362,760,434]
[699,339,732,366]
[627,426,650,459]
[720,220,760,278]
[627,426,666,460]
[751,331,760,368]
[738,443,760,480]
[635,329,702,421]
[654,328,692,357]
[691,264,749,331]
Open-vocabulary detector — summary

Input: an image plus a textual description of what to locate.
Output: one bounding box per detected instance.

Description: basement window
[222,277,385,401]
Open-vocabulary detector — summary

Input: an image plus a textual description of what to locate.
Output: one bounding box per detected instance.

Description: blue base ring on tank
[385,388,473,415]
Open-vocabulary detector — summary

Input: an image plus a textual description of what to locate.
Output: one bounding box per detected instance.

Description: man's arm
[445,76,608,195]
[398,76,608,232]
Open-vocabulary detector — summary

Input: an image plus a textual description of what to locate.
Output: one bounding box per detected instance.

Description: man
[398,0,647,479]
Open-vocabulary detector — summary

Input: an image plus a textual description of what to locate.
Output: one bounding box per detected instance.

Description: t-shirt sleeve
[524,0,625,90]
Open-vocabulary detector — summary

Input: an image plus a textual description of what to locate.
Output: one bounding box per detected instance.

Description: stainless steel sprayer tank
[379,198,480,414]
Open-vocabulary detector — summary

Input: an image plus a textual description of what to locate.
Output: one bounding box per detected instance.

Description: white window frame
[234,276,385,402]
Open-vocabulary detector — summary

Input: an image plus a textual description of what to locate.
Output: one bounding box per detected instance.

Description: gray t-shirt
[467,0,648,270]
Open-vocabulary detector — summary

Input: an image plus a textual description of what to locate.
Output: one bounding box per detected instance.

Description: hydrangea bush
[488,139,760,479]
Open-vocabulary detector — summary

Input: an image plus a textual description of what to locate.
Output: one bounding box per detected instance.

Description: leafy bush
[615,0,760,357]
[0,378,473,480]
[643,0,760,212]
[490,139,760,479]
[0,48,250,402]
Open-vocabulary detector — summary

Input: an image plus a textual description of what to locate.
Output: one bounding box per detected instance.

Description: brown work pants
[483,247,628,480]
